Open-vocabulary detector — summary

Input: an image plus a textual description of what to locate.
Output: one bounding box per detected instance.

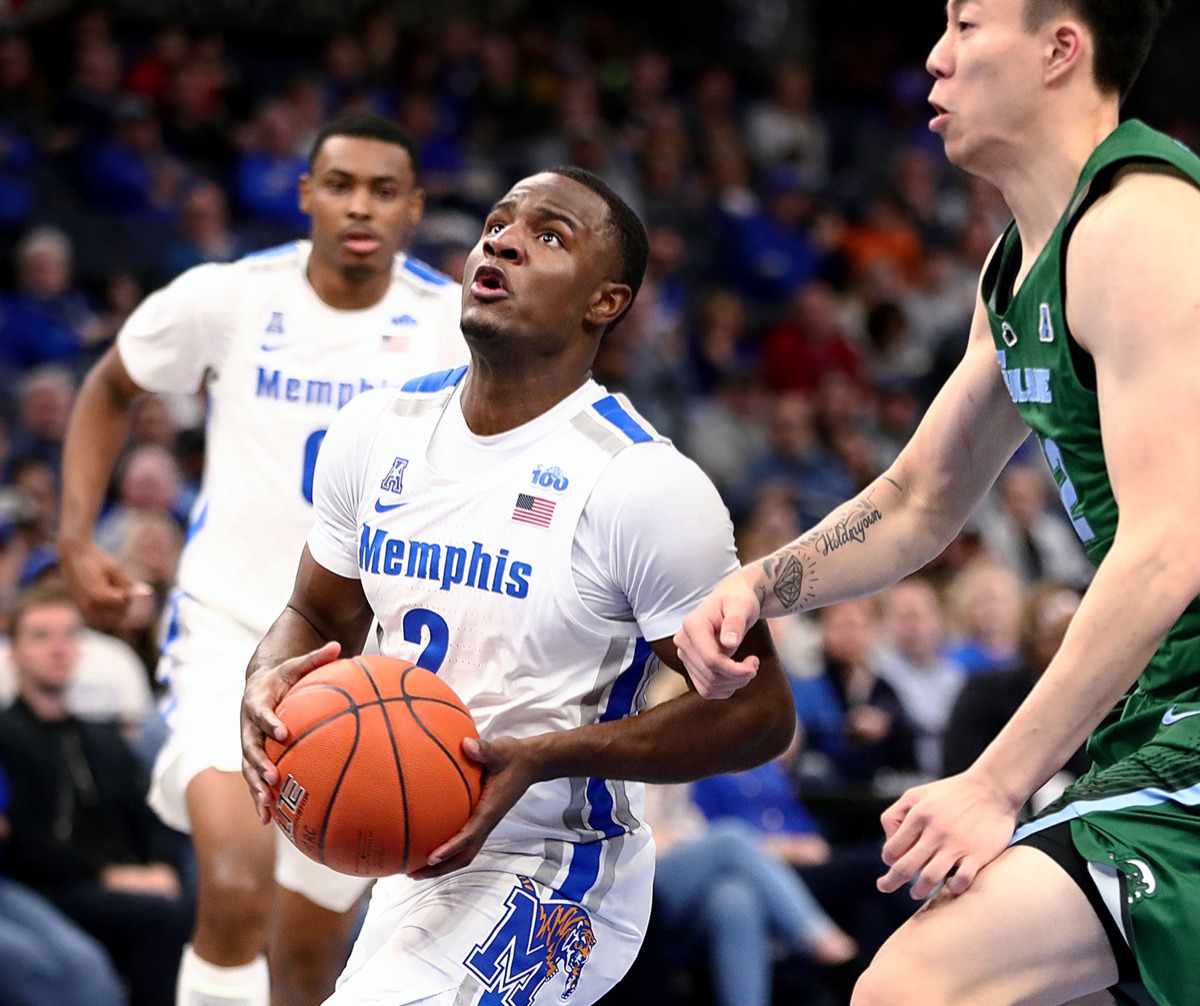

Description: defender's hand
[58,538,151,629]
[877,770,1020,900]
[410,736,542,880]
[673,569,762,699]
[240,641,341,824]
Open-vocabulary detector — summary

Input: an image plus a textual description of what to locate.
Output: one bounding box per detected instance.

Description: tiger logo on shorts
[466,876,596,1005]
[537,898,596,997]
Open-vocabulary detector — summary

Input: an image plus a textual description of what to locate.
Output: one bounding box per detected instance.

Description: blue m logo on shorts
[465,877,596,1006]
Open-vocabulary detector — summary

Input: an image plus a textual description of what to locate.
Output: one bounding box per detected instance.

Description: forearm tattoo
[758,479,899,613]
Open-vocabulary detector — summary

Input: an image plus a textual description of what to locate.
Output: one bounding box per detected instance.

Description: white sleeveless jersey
[116,241,467,635]
[307,370,739,858]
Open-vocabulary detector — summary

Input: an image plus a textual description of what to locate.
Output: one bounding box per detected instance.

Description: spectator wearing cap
[0,230,98,371]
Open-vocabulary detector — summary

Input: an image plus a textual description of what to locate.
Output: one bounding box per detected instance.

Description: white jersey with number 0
[117,241,467,636]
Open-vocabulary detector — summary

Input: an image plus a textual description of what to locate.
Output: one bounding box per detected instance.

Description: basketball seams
[353,658,412,871]
[317,701,361,866]
[399,665,478,809]
[272,684,359,773]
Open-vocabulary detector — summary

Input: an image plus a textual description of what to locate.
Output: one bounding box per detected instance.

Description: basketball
[264,655,483,878]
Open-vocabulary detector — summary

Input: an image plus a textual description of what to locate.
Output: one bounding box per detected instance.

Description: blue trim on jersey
[184,500,208,546]
[241,241,299,261]
[558,840,603,903]
[401,366,468,393]
[402,256,452,286]
[159,590,183,660]
[584,639,655,839]
[592,396,652,444]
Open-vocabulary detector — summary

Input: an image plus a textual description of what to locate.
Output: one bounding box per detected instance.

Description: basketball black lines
[398,664,478,810]
[352,658,411,871]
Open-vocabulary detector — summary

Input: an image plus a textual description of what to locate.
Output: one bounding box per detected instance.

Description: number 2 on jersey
[403,608,450,673]
[301,428,328,504]
[1041,437,1096,545]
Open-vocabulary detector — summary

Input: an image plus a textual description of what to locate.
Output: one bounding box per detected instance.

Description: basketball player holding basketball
[675,1,1200,1004]
[59,114,467,1006]
[239,167,797,1005]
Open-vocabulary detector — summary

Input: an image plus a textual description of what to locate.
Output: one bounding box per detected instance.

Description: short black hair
[308,112,421,175]
[1024,0,1172,101]
[547,166,649,335]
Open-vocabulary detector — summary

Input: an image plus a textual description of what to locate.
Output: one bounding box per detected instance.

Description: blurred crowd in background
[0,2,1196,1004]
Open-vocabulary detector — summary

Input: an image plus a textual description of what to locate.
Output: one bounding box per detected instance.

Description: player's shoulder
[1075,165,1200,254]
[581,390,718,497]
[392,253,458,300]
[231,239,309,277]
[575,390,668,456]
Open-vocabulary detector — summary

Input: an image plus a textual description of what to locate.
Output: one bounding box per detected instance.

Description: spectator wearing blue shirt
[234,102,308,234]
[0,229,97,372]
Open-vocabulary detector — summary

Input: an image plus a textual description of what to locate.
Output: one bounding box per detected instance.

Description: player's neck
[994,106,1120,257]
[305,254,392,311]
[458,358,591,436]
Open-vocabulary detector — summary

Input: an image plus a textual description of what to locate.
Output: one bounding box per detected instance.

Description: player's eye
[957,19,975,31]
[540,232,563,247]
[485,221,505,236]
[376,187,399,199]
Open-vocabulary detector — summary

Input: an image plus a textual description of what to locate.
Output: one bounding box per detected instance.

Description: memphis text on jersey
[358,524,533,598]
[255,367,400,409]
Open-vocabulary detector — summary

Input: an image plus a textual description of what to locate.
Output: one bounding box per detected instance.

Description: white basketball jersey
[117,241,467,635]
[308,371,723,859]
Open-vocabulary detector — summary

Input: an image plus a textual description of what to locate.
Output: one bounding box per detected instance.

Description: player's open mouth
[341,230,382,255]
[929,100,950,131]
[470,265,511,302]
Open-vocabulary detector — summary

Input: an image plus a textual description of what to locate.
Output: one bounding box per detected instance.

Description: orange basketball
[264,655,482,878]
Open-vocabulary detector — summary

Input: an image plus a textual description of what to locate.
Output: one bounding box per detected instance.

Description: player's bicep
[1072,176,1200,570]
[287,546,374,654]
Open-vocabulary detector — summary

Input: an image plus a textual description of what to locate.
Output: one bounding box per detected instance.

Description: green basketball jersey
[980,120,1200,694]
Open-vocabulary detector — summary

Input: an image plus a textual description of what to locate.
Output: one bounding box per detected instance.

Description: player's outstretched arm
[58,347,152,627]
[676,296,1030,698]
[877,169,1200,901]
[412,622,796,879]
[240,546,374,823]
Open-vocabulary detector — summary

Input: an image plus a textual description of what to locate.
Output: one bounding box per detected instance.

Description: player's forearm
[743,472,956,619]
[246,606,333,679]
[58,364,139,546]
[525,674,796,785]
[971,535,1200,808]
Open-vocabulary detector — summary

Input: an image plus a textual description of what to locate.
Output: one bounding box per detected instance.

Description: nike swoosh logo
[1161,706,1200,725]
[374,499,407,513]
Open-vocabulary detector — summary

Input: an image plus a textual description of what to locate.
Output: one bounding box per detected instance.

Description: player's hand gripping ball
[264,655,483,877]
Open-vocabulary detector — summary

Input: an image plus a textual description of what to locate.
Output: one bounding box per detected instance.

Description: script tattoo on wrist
[758,482,895,613]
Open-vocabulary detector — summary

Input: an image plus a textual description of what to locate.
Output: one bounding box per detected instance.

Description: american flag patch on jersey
[512,493,555,528]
